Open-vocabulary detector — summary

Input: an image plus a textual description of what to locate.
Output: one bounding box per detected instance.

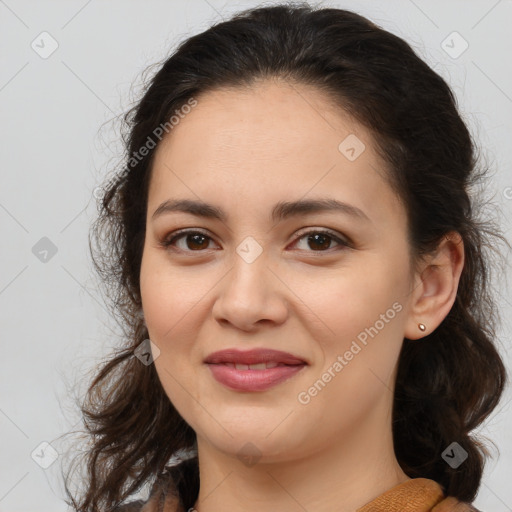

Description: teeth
[226,362,282,370]
[249,363,267,370]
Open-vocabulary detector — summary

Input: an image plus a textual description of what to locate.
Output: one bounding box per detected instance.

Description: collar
[357,478,478,512]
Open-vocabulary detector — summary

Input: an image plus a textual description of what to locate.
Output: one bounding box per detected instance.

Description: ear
[404,231,465,340]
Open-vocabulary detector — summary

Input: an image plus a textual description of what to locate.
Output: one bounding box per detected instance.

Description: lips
[204,349,307,392]
[204,348,307,366]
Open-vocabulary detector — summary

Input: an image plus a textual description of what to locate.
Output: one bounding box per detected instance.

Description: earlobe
[404,232,465,341]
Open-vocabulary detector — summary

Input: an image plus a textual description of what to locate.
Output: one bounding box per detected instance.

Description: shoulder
[356,477,482,512]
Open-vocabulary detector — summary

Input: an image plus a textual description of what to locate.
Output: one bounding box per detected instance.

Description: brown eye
[162,230,215,252]
[306,232,333,251]
[182,233,210,250]
[291,229,350,252]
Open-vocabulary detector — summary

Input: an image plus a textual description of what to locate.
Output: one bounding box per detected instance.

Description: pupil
[309,233,330,250]
[188,234,208,250]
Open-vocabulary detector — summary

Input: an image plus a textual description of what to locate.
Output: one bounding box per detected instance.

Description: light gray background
[1,1,511,511]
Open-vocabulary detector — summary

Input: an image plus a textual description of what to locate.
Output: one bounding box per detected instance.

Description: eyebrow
[151,198,371,224]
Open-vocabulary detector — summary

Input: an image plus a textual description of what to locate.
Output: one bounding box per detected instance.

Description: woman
[64,3,508,511]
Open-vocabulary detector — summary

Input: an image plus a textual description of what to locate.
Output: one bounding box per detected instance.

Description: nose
[211,247,288,332]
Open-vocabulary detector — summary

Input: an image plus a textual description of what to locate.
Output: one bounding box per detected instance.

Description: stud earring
[418,323,426,332]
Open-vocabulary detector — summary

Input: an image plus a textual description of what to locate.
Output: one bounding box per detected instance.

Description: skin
[139,78,464,512]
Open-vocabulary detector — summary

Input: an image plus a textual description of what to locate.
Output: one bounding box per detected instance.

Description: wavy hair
[63,3,509,511]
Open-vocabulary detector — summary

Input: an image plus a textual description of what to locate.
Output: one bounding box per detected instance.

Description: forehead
[148,80,404,227]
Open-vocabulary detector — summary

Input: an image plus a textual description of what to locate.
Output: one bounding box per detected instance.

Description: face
[140,79,415,463]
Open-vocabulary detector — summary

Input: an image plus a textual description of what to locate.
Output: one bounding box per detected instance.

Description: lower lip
[206,363,306,391]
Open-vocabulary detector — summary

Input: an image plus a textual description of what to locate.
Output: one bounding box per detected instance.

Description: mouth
[204,348,307,365]
[204,349,308,391]
[219,361,293,370]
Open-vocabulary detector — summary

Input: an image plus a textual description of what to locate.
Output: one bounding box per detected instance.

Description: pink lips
[204,349,307,392]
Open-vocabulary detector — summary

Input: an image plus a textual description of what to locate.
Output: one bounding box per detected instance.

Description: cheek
[142,284,201,382]
[140,253,211,340]
[294,261,409,396]
[294,258,405,334]
[295,271,406,422]
[140,253,213,402]
[141,273,204,429]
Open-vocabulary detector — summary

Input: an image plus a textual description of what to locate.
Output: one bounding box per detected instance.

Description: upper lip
[204,349,307,365]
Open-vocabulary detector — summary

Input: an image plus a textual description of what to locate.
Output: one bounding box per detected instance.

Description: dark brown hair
[63,2,509,511]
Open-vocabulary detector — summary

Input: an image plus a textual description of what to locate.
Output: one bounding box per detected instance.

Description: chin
[192,409,310,464]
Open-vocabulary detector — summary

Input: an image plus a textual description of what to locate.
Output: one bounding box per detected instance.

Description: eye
[289,228,351,253]
[159,228,351,254]
[160,229,217,252]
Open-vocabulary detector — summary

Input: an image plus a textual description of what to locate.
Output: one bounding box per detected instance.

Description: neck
[192,395,410,512]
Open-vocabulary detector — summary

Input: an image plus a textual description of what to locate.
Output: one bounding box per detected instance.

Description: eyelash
[159,228,352,255]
